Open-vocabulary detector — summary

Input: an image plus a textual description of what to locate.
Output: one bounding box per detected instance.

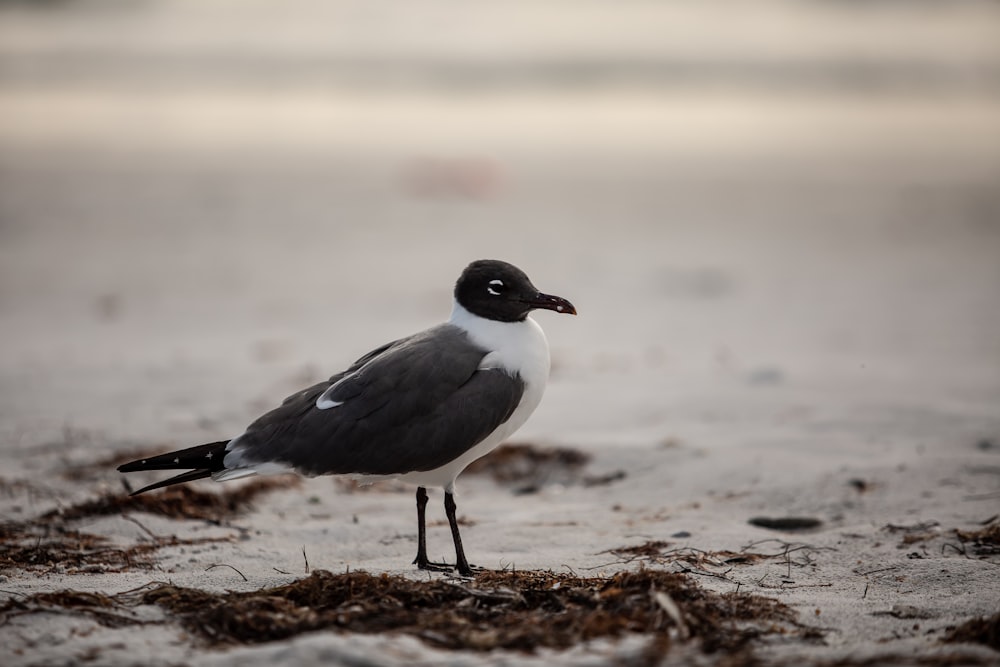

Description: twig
[581,561,625,571]
[857,566,897,577]
[115,581,172,606]
[302,546,310,574]
[941,542,967,557]
[677,566,735,583]
[964,491,1000,501]
[121,514,159,542]
[0,589,28,598]
[205,563,248,582]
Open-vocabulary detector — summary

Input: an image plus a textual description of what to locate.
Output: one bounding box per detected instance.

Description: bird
[117,259,576,576]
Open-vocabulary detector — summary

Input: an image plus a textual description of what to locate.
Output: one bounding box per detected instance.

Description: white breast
[448,301,551,388]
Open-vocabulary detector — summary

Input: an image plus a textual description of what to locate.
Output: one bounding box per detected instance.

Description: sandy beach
[2,2,999,665]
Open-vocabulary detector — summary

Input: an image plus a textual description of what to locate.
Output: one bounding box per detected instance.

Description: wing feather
[227,325,524,477]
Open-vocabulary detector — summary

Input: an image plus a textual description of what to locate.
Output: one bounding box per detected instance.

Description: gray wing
[230,324,525,476]
[262,337,403,413]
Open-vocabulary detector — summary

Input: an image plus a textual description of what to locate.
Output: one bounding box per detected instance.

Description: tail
[118,440,230,496]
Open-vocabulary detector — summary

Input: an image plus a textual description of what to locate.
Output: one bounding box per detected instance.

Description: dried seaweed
[795,653,995,666]
[0,589,146,629]
[599,539,822,579]
[943,612,1000,652]
[0,475,291,574]
[0,568,810,657]
[40,477,298,523]
[335,443,615,495]
[0,560,833,665]
[955,523,1000,556]
[611,541,675,558]
[0,521,234,574]
[881,521,942,549]
[464,443,611,494]
[0,528,155,573]
[132,568,801,653]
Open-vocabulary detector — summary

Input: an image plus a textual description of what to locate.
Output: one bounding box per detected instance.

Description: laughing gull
[118,259,576,576]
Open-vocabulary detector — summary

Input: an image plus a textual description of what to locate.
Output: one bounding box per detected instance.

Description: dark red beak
[523,292,577,315]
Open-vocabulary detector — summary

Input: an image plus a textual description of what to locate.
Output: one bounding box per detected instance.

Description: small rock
[747,367,784,386]
[748,516,823,532]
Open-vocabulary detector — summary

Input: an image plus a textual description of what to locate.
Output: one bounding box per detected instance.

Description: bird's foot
[454,562,482,578]
[413,556,454,573]
[414,556,482,577]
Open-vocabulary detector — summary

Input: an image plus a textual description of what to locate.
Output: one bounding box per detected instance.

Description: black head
[454,259,577,322]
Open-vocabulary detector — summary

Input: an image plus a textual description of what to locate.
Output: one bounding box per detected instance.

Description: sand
[1,1,999,665]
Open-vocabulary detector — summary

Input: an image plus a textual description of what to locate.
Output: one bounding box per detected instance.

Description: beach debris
[848,478,870,493]
[464,443,624,494]
[0,519,237,575]
[41,477,298,523]
[882,521,941,547]
[0,568,805,656]
[0,475,295,575]
[871,605,937,620]
[944,611,1000,652]
[1,526,156,574]
[954,520,1000,556]
[597,537,827,581]
[975,439,996,451]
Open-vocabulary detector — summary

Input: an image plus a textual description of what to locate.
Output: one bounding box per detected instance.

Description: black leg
[412,487,450,572]
[444,491,476,577]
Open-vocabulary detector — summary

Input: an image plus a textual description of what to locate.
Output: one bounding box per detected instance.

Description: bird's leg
[444,491,478,577]
[412,487,451,571]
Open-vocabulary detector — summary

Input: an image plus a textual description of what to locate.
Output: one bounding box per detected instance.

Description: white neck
[448,300,550,380]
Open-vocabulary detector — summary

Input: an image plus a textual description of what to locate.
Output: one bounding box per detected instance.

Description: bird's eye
[487,279,505,296]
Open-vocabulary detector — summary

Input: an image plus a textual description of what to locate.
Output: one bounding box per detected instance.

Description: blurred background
[1,0,998,453]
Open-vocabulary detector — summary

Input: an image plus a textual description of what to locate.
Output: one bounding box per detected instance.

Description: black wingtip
[116,440,230,473]
[128,468,214,495]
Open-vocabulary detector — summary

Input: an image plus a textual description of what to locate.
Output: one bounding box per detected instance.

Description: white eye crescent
[487,279,504,296]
